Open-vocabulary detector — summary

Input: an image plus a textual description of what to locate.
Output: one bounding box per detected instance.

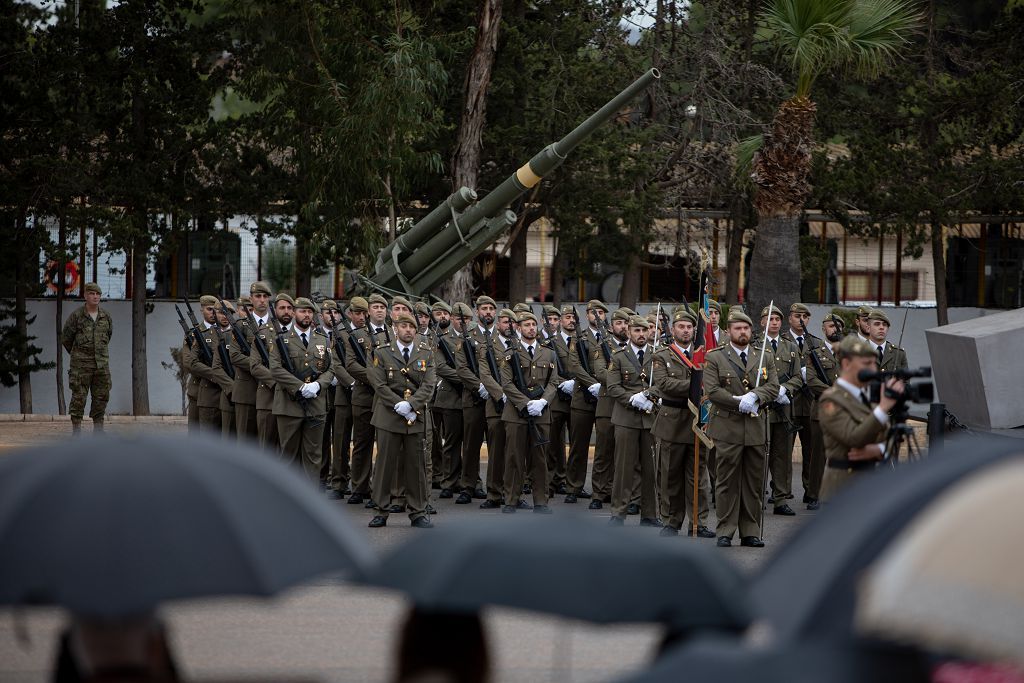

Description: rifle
[268,307,323,427]
[216,335,235,380]
[798,318,830,386]
[218,298,252,357]
[247,310,271,368]
[571,308,598,404]
[348,324,369,367]
[771,371,803,434]
[457,312,485,406]
[541,334,572,402]
[181,297,214,366]
[507,346,550,447]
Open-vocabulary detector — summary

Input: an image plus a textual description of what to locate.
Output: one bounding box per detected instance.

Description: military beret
[512,303,532,314]
[250,281,272,296]
[543,305,560,317]
[475,295,497,308]
[219,298,236,312]
[673,309,697,325]
[391,296,413,312]
[707,299,722,313]
[238,295,252,307]
[414,302,431,315]
[727,309,753,326]
[431,300,452,314]
[84,282,102,295]
[611,308,632,322]
[392,311,417,326]
[453,302,474,318]
[824,313,845,330]
[857,305,873,318]
[837,335,877,359]
[560,305,576,316]
[275,293,295,306]
[628,315,649,328]
[348,296,368,312]
[321,299,338,311]
[790,302,811,316]
[518,311,538,324]
[367,293,388,307]
[867,309,891,325]
[586,299,609,313]
[199,295,219,308]
[760,305,784,319]
[499,308,517,321]
[294,297,315,311]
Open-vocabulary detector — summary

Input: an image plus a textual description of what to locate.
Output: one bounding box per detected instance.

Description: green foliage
[261,241,296,295]
[0,300,54,388]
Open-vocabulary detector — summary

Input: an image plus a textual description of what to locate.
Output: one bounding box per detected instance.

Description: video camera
[859,367,934,404]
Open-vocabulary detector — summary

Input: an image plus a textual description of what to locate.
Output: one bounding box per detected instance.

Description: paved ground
[0,419,814,683]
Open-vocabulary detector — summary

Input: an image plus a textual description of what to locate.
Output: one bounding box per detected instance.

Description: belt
[827,458,876,472]
[661,398,688,409]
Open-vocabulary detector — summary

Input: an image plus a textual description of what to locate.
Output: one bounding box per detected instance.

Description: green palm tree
[743,0,920,315]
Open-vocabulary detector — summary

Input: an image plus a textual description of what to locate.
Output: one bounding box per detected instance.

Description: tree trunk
[745,215,801,322]
[131,218,150,416]
[508,221,528,304]
[56,208,67,415]
[549,235,563,305]
[446,0,503,303]
[724,202,746,304]
[619,252,642,310]
[931,219,949,326]
[294,232,311,296]
[14,217,32,414]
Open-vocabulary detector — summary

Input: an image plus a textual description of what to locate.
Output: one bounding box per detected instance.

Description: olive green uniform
[567,328,603,496]
[188,326,232,434]
[367,339,436,522]
[818,383,888,500]
[456,327,491,495]
[211,327,237,438]
[782,330,820,501]
[545,332,574,493]
[181,335,201,432]
[227,316,259,440]
[328,323,357,493]
[346,325,388,500]
[876,341,909,372]
[605,345,658,520]
[62,306,113,427]
[478,332,512,504]
[805,342,840,501]
[763,336,805,501]
[591,336,620,501]
[435,329,466,492]
[249,321,279,449]
[703,345,779,539]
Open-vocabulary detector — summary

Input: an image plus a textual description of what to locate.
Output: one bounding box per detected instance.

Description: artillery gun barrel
[376,186,478,271]
[407,211,517,293]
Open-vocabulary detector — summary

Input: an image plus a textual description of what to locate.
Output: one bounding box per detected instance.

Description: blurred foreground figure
[53,613,179,683]
[395,608,489,683]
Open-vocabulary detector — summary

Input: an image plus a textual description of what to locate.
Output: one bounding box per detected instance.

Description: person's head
[391,296,413,321]
[560,306,576,333]
[837,336,878,387]
[250,281,272,315]
[868,310,891,344]
[347,297,368,327]
[321,300,338,326]
[431,301,452,330]
[395,607,488,683]
[544,305,560,332]
[497,309,515,337]
[727,310,753,347]
[452,303,473,332]
[215,300,234,329]
[367,294,388,325]
[84,283,102,308]
[823,314,845,343]
[476,296,497,327]
[708,300,721,328]
[199,295,218,325]
[393,313,417,345]
[857,305,873,336]
[63,612,177,683]
[672,310,696,346]
[414,302,431,330]
[611,309,630,341]
[519,312,539,342]
[293,298,315,330]
[274,294,295,326]
[788,303,811,333]
[628,317,649,347]
[238,296,253,316]
[761,305,783,337]
[586,299,608,326]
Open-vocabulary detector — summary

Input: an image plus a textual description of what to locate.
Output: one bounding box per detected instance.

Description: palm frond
[735,134,765,186]
[847,0,923,79]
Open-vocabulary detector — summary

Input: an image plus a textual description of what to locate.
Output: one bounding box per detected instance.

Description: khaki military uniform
[703,345,779,539]
[567,328,602,496]
[367,339,435,522]
[181,335,201,433]
[226,316,259,440]
[248,321,279,449]
[591,335,621,501]
[818,384,888,500]
[456,327,491,495]
[763,336,805,502]
[188,326,232,433]
[269,326,335,480]
[781,330,820,502]
[499,341,559,507]
[435,329,466,492]
[478,332,513,504]
[211,327,237,438]
[544,333,574,494]
[62,306,113,427]
[346,325,388,500]
[875,340,909,372]
[805,342,840,501]
[605,345,658,520]
[328,323,358,493]
[651,344,712,531]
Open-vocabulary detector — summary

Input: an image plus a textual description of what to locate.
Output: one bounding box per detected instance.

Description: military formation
[59,279,907,543]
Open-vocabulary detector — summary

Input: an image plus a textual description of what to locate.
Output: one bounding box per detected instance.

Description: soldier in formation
[63,283,113,434]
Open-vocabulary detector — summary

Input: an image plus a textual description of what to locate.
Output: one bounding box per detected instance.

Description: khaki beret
[392,311,417,326]
[587,299,609,312]
[760,305,784,319]
[238,295,252,307]
[518,311,538,324]
[619,307,636,317]
[250,281,272,296]
[512,303,532,314]
[84,282,102,295]
[611,308,632,322]
[824,313,845,330]
[475,295,497,308]
[453,302,474,318]
[857,305,873,318]
[790,302,811,316]
[367,293,388,307]
[707,299,722,313]
[348,296,368,313]
[199,295,219,308]
[321,299,338,311]
[867,309,891,325]
[673,309,697,325]
[543,305,560,317]
[431,301,452,314]
[837,335,877,359]
[727,309,753,326]
[294,297,315,311]
[391,296,413,312]
[219,298,236,313]
[499,308,517,321]
[414,302,431,315]
[274,293,295,306]
[560,305,576,316]
[628,315,649,328]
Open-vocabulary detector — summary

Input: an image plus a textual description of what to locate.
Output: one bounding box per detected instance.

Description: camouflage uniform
[62,296,113,430]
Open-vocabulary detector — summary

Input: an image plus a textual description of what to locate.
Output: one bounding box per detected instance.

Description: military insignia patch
[417,359,426,371]
[315,344,325,357]
[823,400,837,416]
[372,354,379,367]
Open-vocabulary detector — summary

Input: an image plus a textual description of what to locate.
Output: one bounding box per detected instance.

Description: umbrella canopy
[613,635,930,683]
[0,434,375,617]
[751,434,1023,639]
[359,514,748,631]
[858,459,1024,668]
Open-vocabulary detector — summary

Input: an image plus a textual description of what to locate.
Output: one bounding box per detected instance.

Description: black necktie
[637,349,644,366]
[740,351,747,366]
[403,347,410,364]
[771,339,778,354]
[595,331,602,342]
[860,391,871,407]
[684,348,691,360]
[301,332,308,348]
[528,345,534,359]
[877,345,885,364]
[797,336,804,353]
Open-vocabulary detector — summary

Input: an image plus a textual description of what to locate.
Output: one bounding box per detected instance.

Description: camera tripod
[884,399,923,467]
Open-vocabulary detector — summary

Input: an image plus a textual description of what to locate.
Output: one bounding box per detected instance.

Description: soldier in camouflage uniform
[62,283,113,433]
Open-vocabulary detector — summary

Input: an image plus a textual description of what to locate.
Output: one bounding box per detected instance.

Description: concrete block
[24,414,54,422]
[0,414,25,422]
[926,308,1024,429]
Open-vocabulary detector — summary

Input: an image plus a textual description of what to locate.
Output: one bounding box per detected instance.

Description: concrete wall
[0,299,1007,415]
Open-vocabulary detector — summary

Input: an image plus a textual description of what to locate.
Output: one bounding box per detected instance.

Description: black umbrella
[752,434,1023,639]
[0,433,375,617]
[614,635,930,683]
[359,514,748,631]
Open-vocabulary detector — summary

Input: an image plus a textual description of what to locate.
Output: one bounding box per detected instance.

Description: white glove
[526,399,547,417]
[478,383,489,400]
[405,411,418,424]
[801,366,807,380]
[395,400,413,417]
[738,392,759,414]
[558,379,576,394]
[776,385,790,405]
[588,383,602,398]
[300,382,320,399]
[331,376,339,387]
[500,394,507,405]
[629,392,648,409]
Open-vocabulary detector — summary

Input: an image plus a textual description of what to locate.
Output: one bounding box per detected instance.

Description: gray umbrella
[613,635,930,683]
[752,434,1022,640]
[359,514,748,631]
[0,433,375,617]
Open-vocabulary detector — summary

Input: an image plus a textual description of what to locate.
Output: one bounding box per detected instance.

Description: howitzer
[364,69,661,298]
[181,297,214,366]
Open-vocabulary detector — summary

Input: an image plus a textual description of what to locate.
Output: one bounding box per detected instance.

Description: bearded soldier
[478,308,517,509]
[566,300,607,505]
[803,313,844,509]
